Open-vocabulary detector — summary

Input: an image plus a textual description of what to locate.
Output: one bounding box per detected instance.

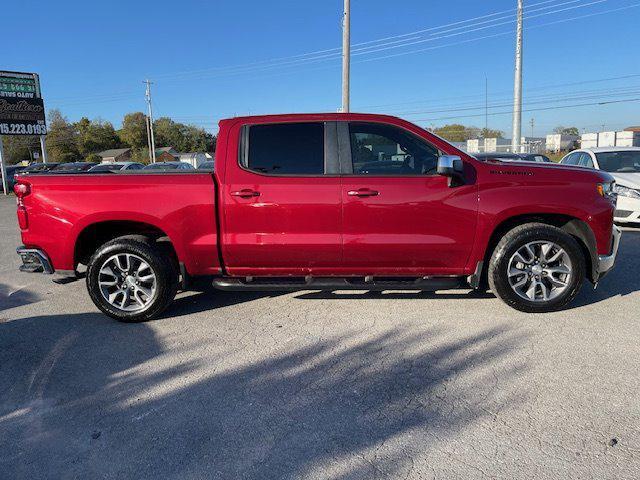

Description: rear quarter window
[243,122,325,175]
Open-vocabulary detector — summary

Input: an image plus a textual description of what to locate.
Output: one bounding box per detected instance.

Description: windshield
[54,163,90,171]
[90,164,122,172]
[596,151,640,173]
[144,163,176,170]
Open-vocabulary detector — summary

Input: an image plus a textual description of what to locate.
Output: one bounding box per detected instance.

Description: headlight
[597,181,616,199]
[614,184,640,199]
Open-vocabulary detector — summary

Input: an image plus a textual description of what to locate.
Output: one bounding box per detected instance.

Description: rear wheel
[488,223,585,313]
[86,237,178,322]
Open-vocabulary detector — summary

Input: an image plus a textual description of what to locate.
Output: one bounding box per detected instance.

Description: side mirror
[437,155,465,186]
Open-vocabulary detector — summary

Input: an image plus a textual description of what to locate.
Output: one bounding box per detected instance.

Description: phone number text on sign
[0,122,47,135]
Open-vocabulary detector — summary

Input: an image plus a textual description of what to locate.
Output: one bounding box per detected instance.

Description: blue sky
[3,0,639,136]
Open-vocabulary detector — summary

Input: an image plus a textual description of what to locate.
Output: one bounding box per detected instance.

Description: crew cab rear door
[338,121,478,275]
[220,121,342,276]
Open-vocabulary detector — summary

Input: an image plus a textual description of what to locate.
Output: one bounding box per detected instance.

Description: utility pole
[0,138,7,195]
[484,76,488,135]
[511,0,524,154]
[144,79,157,163]
[145,114,153,163]
[341,0,350,113]
[34,74,48,163]
[530,118,534,138]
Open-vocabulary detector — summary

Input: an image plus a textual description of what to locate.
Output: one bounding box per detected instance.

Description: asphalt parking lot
[0,195,639,480]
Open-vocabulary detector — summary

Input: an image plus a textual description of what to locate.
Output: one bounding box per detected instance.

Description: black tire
[488,223,585,313]
[86,236,178,322]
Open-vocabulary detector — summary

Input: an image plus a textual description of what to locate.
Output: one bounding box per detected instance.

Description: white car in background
[560,147,640,224]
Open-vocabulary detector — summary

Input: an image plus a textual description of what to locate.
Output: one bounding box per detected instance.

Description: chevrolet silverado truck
[14,113,621,321]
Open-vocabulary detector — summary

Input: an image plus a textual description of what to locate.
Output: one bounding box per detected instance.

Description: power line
[150,0,566,81]
[413,96,640,123]
[150,0,609,83]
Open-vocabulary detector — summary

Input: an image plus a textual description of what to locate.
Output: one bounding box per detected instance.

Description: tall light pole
[144,79,157,163]
[511,0,524,153]
[341,0,350,112]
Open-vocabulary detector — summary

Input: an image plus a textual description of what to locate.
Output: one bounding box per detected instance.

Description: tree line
[431,124,579,142]
[3,110,216,165]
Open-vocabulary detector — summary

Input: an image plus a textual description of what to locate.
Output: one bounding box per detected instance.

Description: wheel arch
[74,220,180,271]
[482,213,598,284]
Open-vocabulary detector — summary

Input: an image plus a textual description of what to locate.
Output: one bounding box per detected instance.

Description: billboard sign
[0,97,47,135]
[0,72,38,99]
[0,71,46,135]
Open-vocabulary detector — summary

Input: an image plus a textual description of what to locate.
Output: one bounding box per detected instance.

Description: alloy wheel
[98,253,157,312]
[507,241,572,302]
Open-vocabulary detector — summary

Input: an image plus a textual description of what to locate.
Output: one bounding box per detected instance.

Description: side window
[348,123,440,175]
[244,122,324,175]
[578,153,594,168]
[563,152,579,165]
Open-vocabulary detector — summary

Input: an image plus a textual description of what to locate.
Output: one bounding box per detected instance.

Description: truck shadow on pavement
[0,312,526,479]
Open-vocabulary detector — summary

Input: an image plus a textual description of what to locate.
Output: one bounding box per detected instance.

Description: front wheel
[488,223,585,313]
[86,237,178,322]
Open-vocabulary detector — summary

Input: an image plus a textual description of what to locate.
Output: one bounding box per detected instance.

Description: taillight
[14,182,30,198]
[17,205,28,229]
[14,181,31,230]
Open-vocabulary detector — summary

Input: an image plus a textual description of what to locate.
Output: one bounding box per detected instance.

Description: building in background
[98,148,131,163]
[155,147,179,162]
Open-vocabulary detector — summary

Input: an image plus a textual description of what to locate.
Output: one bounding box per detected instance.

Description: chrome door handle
[347,188,379,197]
[231,189,260,198]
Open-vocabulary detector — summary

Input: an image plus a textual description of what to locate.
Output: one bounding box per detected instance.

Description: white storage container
[466,139,481,153]
[615,131,640,147]
[581,133,598,149]
[545,134,579,152]
[598,131,616,147]
[484,137,511,152]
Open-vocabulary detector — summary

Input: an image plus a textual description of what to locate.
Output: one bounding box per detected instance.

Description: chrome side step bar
[212,276,466,292]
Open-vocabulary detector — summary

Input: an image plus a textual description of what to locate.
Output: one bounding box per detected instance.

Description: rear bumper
[596,225,621,278]
[16,246,54,274]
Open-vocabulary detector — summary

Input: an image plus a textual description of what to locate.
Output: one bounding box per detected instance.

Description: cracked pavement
[0,196,639,479]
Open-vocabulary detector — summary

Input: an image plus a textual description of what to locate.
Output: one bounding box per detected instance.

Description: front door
[340,122,478,275]
[221,121,343,276]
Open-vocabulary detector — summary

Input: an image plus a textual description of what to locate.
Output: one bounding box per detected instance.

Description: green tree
[480,128,504,138]
[76,117,121,156]
[119,112,149,150]
[2,135,38,164]
[553,126,579,136]
[45,110,80,163]
[153,117,215,152]
[433,124,478,142]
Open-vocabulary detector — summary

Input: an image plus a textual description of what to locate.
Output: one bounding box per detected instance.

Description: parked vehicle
[14,113,620,321]
[2,165,27,191]
[51,162,99,172]
[198,160,215,170]
[19,163,61,174]
[88,162,145,173]
[142,161,194,171]
[560,147,640,224]
[474,152,551,163]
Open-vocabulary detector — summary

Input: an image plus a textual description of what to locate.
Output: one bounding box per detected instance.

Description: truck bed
[16,172,221,276]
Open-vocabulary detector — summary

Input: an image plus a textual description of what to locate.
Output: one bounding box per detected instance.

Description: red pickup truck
[14,113,621,321]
